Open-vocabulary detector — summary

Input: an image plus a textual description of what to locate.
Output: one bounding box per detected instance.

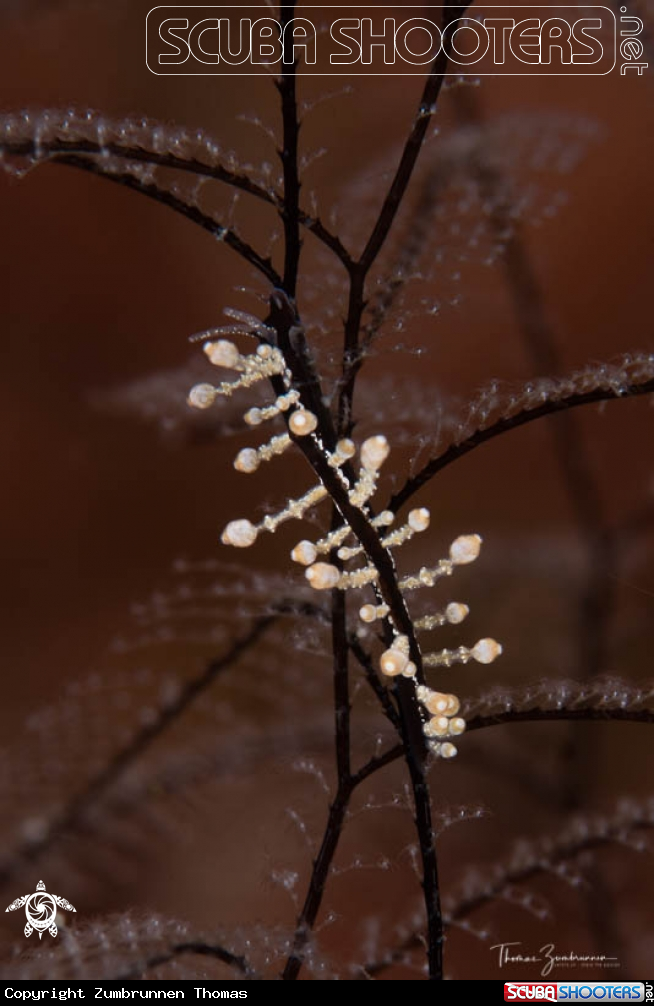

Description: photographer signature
[490,942,619,976]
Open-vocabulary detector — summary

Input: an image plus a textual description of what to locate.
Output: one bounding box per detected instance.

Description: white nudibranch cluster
[188,324,502,758]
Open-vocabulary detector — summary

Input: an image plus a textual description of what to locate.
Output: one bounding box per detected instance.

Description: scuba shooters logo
[146,5,622,75]
[504,985,647,1002]
[5,879,76,939]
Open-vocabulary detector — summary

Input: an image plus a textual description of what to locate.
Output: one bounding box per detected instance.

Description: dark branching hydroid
[1,1,653,981]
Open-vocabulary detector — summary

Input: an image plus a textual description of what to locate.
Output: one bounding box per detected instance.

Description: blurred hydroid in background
[0,1,653,980]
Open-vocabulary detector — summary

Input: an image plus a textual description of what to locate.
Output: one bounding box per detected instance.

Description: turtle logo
[5,880,76,939]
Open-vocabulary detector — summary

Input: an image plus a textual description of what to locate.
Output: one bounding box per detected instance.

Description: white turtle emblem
[5,880,76,938]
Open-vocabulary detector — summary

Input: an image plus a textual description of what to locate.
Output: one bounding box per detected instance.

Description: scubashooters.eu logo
[145,5,636,75]
[5,880,76,939]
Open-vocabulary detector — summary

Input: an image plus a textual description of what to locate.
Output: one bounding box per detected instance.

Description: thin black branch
[359,160,452,353]
[118,941,256,980]
[266,295,425,748]
[2,135,274,202]
[263,301,430,984]
[357,5,466,275]
[348,634,402,732]
[390,372,654,513]
[299,210,354,268]
[397,708,443,980]
[332,585,351,785]
[277,2,302,296]
[337,2,469,436]
[280,516,394,978]
[351,743,404,788]
[447,814,654,924]
[361,798,654,978]
[0,617,277,889]
[273,47,355,968]
[56,154,282,286]
[268,301,431,978]
[282,779,351,980]
[267,13,470,969]
[281,734,404,981]
[292,433,427,740]
[467,707,654,732]
[2,130,350,264]
[359,699,654,977]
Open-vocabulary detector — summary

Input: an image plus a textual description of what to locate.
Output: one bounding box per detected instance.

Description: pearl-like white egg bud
[188,383,216,409]
[442,694,461,716]
[359,604,377,623]
[448,718,467,736]
[234,448,260,474]
[408,507,431,532]
[379,648,409,677]
[423,692,460,717]
[445,602,469,624]
[305,562,340,590]
[291,540,318,566]
[203,339,241,369]
[289,409,318,437]
[335,438,356,459]
[221,519,258,548]
[471,638,503,664]
[426,715,451,737]
[449,534,482,565]
[360,435,390,471]
[244,408,263,426]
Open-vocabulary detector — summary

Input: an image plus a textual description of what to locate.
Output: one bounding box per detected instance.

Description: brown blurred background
[0,0,653,981]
